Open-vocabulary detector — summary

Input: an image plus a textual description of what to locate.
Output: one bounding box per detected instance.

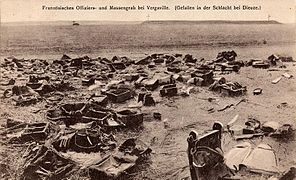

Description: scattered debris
[21,122,50,142]
[233,133,264,140]
[217,99,246,112]
[1,51,294,179]
[243,118,261,134]
[89,138,151,179]
[227,114,239,130]
[117,109,144,127]
[180,86,196,96]
[252,61,270,69]
[0,78,15,86]
[277,102,289,109]
[270,124,294,139]
[279,56,294,62]
[248,54,291,69]
[210,81,247,96]
[187,122,233,180]
[282,73,293,79]
[262,121,280,133]
[160,84,178,97]
[229,125,244,136]
[226,119,294,140]
[279,167,296,180]
[22,145,76,179]
[253,88,262,95]
[225,142,278,174]
[53,128,116,153]
[105,88,132,103]
[90,95,108,107]
[138,90,155,106]
[272,77,282,84]
[153,112,161,120]
[47,102,121,128]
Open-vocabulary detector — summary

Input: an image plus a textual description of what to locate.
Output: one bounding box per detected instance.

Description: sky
[1,0,295,23]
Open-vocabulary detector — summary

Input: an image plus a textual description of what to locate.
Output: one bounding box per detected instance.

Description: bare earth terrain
[0,23,295,180]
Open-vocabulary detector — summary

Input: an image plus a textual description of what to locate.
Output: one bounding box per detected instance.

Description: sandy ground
[133,64,296,179]
[0,58,295,180]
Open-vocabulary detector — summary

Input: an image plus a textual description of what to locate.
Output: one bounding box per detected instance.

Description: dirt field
[0,23,295,180]
[0,54,295,180]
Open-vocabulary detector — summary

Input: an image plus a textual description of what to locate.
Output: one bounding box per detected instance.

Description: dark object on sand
[9,86,40,105]
[263,39,267,44]
[262,121,280,133]
[26,82,43,90]
[53,128,116,153]
[253,88,262,95]
[268,54,280,65]
[123,73,140,81]
[90,95,108,107]
[138,93,155,106]
[73,21,79,26]
[233,133,264,140]
[211,81,247,97]
[191,70,214,86]
[12,85,37,96]
[82,78,95,86]
[243,118,261,134]
[108,62,126,71]
[153,112,161,120]
[117,109,144,127]
[21,123,50,142]
[184,54,197,63]
[47,102,116,127]
[252,61,270,69]
[89,154,136,179]
[135,56,152,65]
[15,95,39,106]
[160,84,178,97]
[23,146,75,179]
[105,88,132,103]
[53,126,116,153]
[1,78,15,86]
[118,138,152,157]
[282,73,293,79]
[142,79,159,91]
[70,57,84,69]
[279,167,296,180]
[187,122,229,180]
[61,54,71,60]
[167,66,181,73]
[89,138,151,179]
[72,129,115,152]
[279,56,294,62]
[215,50,237,62]
[270,124,294,139]
[215,63,241,73]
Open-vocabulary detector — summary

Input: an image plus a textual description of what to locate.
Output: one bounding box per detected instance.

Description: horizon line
[2,19,295,24]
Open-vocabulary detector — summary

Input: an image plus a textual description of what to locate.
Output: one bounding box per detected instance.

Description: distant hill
[142,20,282,25]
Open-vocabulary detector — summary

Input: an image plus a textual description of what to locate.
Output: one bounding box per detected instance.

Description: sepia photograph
[0,0,295,179]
